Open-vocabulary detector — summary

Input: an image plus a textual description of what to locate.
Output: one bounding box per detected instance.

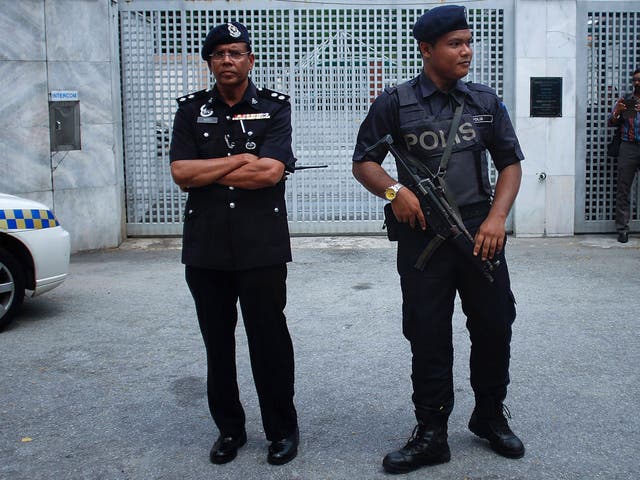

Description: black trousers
[185,263,297,441]
[397,214,516,423]
[615,141,640,231]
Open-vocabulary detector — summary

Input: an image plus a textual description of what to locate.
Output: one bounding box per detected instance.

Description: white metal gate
[119,0,513,236]
[576,2,640,233]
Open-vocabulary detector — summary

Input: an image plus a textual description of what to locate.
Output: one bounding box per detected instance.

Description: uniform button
[188,209,193,214]
[229,186,234,190]
[229,202,236,209]
[227,152,231,156]
[203,132,209,137]
[274,207,279,213]
[226,116,231,120]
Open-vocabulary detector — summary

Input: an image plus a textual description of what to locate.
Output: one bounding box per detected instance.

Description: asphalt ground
[1,234,639,480]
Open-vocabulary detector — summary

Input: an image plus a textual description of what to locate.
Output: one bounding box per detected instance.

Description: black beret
[413,5,469,43]
[201,22,251,61]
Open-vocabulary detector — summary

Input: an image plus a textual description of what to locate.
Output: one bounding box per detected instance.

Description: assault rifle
[366,134,500,283]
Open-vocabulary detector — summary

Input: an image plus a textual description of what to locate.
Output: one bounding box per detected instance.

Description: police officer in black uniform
[170,21,299,466]
[352,6,525,474]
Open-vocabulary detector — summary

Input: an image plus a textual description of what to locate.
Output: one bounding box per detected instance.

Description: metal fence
[577,3,640,233]
[119,0,511,236]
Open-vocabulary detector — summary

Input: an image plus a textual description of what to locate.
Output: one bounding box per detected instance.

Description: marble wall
[513,0,577,236]
[0,0,124,252]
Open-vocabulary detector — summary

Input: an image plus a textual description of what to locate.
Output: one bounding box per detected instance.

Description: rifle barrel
[294,165,328,170]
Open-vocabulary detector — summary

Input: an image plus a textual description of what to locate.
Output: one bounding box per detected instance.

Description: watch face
[385,189,396,201]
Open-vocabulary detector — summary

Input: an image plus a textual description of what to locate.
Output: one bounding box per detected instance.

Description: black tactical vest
[395,81,492,207]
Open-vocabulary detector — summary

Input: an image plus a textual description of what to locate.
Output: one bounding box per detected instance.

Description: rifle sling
[438,99,465,177]
[414,233,447,270]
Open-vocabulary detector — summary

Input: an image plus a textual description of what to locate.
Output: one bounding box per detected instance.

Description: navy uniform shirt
[170,79,296,270]
[353,72,524,206]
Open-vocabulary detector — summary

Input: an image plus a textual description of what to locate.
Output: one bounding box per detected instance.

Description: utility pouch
[383,203,400,241]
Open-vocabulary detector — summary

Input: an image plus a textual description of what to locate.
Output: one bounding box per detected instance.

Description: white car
[0,193,70,329]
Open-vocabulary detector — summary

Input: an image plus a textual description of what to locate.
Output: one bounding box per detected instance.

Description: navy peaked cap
[201,21,251,61]
[413,5,469,43]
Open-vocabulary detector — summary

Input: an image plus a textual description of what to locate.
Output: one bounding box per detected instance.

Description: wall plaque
[530,77,563,117]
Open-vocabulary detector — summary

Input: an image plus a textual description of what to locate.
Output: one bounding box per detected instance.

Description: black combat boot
[382,422,451,474]
[468,401,525,459]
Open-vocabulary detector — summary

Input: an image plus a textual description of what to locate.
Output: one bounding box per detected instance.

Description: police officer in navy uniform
[170,21,299,466]
[352,6,524,474]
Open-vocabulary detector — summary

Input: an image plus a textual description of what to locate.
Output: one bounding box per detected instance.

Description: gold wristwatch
[384,183,403,201]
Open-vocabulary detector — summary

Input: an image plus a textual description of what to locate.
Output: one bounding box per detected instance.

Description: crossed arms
[171,154,285,191]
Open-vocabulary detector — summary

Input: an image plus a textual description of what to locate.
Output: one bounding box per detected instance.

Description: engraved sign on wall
[530,77,562,117]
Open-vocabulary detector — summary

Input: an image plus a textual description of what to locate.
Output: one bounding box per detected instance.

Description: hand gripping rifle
[366,134,500,283]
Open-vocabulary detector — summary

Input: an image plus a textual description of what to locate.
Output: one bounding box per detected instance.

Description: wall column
[513,0,577,236]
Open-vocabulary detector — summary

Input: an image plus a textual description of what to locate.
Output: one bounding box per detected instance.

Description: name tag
[472,115,493,124]
[197,117,218,124]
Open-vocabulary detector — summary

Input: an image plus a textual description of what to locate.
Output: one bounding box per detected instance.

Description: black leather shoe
[618,231,629,243]
[468,404,525,459]
[382,423,451,474]
[267,428,299,465]
[209,431,247,464]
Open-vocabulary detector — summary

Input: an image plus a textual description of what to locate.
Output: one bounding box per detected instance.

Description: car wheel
[0,246,25,330]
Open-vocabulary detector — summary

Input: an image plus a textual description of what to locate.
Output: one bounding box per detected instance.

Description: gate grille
[119,3,508,236]
[578,6,640,232]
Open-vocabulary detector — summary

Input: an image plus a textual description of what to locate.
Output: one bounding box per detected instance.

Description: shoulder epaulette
[385,76,418,95]
[384,85,398,95]
[257,87,290,103]
[466,82,497,96]
[176,89,210,105]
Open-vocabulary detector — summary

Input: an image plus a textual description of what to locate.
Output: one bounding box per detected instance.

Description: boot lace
[403,423,441,452]
[492,404,514,435]
[405,424,424,448]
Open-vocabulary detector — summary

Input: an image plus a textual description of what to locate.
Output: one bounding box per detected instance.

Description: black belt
[459,201,491,221]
